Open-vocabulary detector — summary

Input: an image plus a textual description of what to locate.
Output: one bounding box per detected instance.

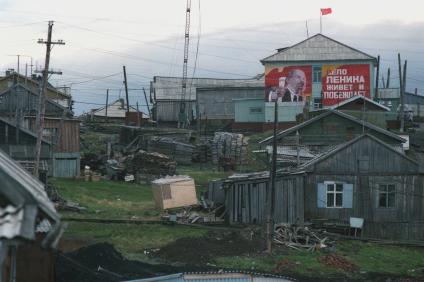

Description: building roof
[0,83,71,115]
[329,95,390,111]
[0,149,60,245]
[152,76,264,101]
[299,133,419,170]
[259,110,405,145]
[91,99,143,118]
[0,72,71,99]
[261,34,377,63]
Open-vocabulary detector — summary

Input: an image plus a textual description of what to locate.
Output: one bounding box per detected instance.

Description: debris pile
[146,136,195,165]
[318,254,358,272]
[162,204,226,224]
[273,223,335,252]
[211,132,249,167]
[124,150,176,177]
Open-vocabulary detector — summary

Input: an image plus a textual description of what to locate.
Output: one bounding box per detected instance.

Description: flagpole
[320,11,322,33]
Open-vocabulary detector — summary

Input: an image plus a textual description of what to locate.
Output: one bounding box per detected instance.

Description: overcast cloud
[0,0,423,114]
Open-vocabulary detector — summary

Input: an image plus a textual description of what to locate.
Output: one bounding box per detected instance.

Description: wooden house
[0,149,61,282]
[300,134,424,241]
[0,83,71,119]
[151,176,198,210]
[0,72,72,108]
[259,110,405,152]
[309,95,395,129]
[223,134,424,242]
[89,98,143,123]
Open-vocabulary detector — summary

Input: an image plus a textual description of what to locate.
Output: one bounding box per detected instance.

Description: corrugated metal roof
[153,76,264,101]
[0,149,58,222]
[261,34,376,63]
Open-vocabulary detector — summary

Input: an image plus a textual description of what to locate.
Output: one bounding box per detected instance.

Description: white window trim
[324,181,344,208]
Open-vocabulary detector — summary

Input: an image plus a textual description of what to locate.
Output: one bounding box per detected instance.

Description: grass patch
[64,222,208,261]
[51,178,157,220]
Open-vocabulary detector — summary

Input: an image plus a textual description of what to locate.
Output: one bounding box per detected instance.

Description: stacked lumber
[274,223,335,252]
[124,150,176,176]
[211,132,248,166]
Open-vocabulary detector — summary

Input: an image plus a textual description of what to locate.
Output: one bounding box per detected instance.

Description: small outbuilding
[151,176,198,210]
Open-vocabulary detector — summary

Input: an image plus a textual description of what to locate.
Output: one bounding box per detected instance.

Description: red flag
[321,8,332,15]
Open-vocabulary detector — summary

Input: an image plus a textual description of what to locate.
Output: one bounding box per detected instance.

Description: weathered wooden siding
[304,174,424,241]
[309,135,418,174]
[0,85,65,117]
[53,152,80,177]
[155,101,196,122]
[26,118,80,153]
[226,176,304,225]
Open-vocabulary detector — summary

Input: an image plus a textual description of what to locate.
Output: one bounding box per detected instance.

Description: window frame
[377,183,396,208]
[325,181,344,208]
[313,66,322,83]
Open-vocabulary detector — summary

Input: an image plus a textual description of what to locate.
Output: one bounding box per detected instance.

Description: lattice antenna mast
[179,0,191,128]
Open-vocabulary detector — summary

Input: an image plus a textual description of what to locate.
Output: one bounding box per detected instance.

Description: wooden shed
[223,172,304,225]
[24,116,81,178]
[151,176,198,210]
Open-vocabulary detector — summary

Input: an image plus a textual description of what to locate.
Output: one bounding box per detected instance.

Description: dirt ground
[152,230,265,265]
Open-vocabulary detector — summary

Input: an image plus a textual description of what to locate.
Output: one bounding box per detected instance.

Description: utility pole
[266,99,278,253]
[123,66,130,113]
[33,21,65,177]
[105,89,109,122]
[386,68,390,88]
[398,53,404,133]
[142,87,151,117]
[375,55,380,99]
[136,102,140,127]
[402,60,407,131]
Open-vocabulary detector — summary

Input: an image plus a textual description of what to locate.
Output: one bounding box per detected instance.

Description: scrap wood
[274,223,335,252]
[318,254,358,272]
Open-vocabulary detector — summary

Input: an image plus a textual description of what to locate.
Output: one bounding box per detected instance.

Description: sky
[0,0,423,114]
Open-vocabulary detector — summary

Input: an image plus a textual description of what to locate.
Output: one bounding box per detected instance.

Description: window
[317,182,353,208]
[313,98,322,109]
[326,183,343,208]
[313,66,322,83]
[249,107,262,114]
[378,184,395,208]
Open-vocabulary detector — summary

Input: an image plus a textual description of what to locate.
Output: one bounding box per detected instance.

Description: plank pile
[124,150,176,176]
[211,132,248,166]
[274,223,335,252]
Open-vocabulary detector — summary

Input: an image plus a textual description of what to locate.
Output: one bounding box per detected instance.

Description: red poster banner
[322,64,371,106]
[265,66,312,103]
